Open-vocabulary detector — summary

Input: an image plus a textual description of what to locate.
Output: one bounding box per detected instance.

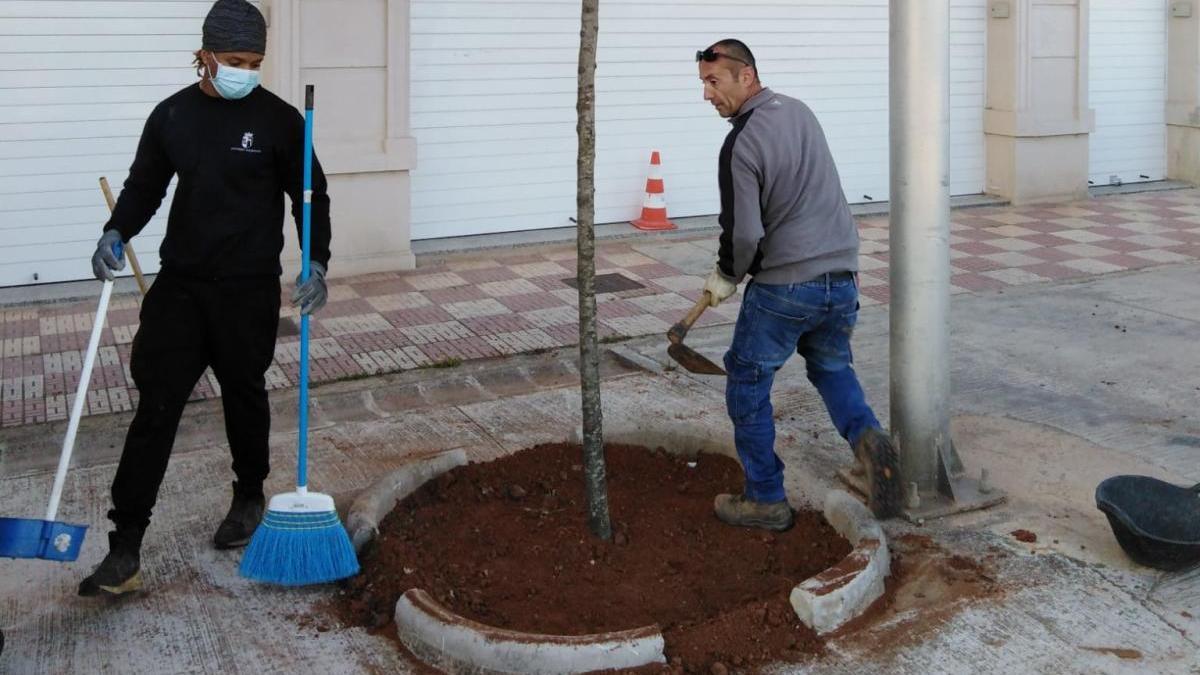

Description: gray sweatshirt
[716,87,859,285]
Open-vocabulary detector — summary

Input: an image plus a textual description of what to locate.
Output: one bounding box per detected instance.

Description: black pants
[109,271,281,532]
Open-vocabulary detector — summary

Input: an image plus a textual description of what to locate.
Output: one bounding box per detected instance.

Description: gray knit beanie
[202,0,267,54]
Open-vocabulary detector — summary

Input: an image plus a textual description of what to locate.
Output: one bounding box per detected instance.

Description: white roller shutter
[1089,0,1167,186]
[410,0,986,240]
[0,1,260,287]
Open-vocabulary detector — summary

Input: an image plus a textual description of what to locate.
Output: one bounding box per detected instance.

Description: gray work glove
[291,261,328,315]
[91,229,125,281]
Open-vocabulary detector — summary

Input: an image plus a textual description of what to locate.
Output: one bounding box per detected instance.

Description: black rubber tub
[1095,475,1200,571]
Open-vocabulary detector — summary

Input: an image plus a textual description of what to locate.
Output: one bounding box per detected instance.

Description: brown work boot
[854,427,902,519]
[713,494,794,532]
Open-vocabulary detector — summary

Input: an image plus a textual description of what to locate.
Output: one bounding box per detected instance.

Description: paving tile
[1055,243,1114,259]
[1129,248,1194,264]
[952,255,1007,273]
[981,268,1049,285]
[477,278,544,297]
[511,261,571,278]
[424,285,490,305]
[1061,258,1128,275]
[600,314,672,336]
[497,293,569,313]
[979,251,1043,267]
[443,298,512,320]
[482,329,559,355]
[857,255,887,271]
[318,313,395,336]
[1123,234,1184,248]
[604,252,657,267]
[985,224,1040,238]
[459,314,536,335]
[1021,262,1083,281]
[953,241,1006,255]
[1053,229,1110,244]
[366,292,431,312]
[403,271,469,290]
[1120,220,1172,233]
[983,211,1038,225]
[521,306,580,328]
[856,273,886,288]
[985,237,1041,252]
[454,266,520,285]
[951,273,1007,293]
[399,321,474,346]
[626,293,694,314]
[1092,238,1151,254]
[445,258,503,272]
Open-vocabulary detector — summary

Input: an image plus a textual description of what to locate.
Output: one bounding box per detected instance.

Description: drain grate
[561,273,645,294]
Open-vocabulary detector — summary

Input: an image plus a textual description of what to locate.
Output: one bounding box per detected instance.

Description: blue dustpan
[0,270,117,562]
[0,518,86,561]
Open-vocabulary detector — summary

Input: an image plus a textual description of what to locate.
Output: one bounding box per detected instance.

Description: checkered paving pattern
[3,188,1199,428]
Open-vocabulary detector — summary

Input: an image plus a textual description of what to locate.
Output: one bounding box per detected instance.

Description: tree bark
[575,0,611,540]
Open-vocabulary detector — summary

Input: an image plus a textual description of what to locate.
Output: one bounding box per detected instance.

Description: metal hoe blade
[668,342,726,375]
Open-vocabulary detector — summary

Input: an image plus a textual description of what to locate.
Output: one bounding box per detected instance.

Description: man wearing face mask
[79,0,332,597]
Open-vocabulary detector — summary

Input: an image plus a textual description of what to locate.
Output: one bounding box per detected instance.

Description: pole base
[837,466,1005,524]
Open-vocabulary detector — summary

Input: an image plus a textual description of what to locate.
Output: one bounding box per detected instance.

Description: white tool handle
[44,279,114,521]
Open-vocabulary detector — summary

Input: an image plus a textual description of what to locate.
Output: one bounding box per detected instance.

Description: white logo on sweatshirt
[231,131,262,154]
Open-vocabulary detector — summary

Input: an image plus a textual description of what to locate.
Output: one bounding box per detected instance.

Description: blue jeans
[724,273,881,503]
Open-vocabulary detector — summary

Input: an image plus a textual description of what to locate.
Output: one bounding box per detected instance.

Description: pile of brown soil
[337,443,854,672]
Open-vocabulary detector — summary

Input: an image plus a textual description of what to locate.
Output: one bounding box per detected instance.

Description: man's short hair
[707,39,757,79]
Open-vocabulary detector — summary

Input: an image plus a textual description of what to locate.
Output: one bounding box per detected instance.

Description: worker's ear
[739,65,756,87]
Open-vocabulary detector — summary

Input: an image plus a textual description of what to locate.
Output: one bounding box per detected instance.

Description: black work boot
[213,481,265,549]
[853,427,902,519]
[78,529,144,597]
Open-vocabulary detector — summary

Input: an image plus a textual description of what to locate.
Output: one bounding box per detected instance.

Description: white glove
[703,267,737,307]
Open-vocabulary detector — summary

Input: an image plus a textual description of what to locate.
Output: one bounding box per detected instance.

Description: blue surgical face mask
[206,59,260,100]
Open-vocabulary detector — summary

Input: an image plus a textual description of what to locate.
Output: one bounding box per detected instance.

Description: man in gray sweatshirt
[697,39,900,529]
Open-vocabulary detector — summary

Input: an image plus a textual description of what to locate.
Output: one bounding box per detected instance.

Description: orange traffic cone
[631,151,677,231]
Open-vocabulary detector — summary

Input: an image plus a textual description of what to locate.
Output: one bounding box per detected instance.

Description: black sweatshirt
[104,84,331,279]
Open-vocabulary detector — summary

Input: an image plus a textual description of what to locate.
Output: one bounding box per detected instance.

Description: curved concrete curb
[789,489,890,634]
[345,448,469,553]
[568,418,736,460]
[359,441,882,671]
[395,589,666,674]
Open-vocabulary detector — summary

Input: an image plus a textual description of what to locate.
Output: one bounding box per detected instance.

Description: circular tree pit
[336,443,859,672]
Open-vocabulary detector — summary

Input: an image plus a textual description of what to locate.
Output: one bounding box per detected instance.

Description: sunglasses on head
[695,48,753,67]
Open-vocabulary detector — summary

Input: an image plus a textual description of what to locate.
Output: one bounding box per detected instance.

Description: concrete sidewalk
[1,254,1198,672]
[1,188,1199,429]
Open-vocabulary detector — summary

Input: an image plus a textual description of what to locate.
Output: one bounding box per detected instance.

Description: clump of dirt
[336,443,852,671]
[1010,529,1038,543]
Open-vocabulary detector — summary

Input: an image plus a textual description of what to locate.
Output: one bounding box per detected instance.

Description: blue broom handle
[298,85,314,491]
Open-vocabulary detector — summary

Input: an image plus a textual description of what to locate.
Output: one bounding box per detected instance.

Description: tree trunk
[575,0,611,540]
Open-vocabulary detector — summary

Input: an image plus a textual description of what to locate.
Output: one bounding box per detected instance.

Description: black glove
[291,261,328,315]
[90,230,125,281]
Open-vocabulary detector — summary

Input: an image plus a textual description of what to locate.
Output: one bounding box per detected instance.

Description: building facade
[0,0,1194,287]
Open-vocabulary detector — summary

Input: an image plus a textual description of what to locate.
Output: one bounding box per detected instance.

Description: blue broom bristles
[238,509,360,585]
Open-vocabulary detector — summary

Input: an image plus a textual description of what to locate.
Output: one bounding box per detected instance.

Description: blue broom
[240,85,358,585]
